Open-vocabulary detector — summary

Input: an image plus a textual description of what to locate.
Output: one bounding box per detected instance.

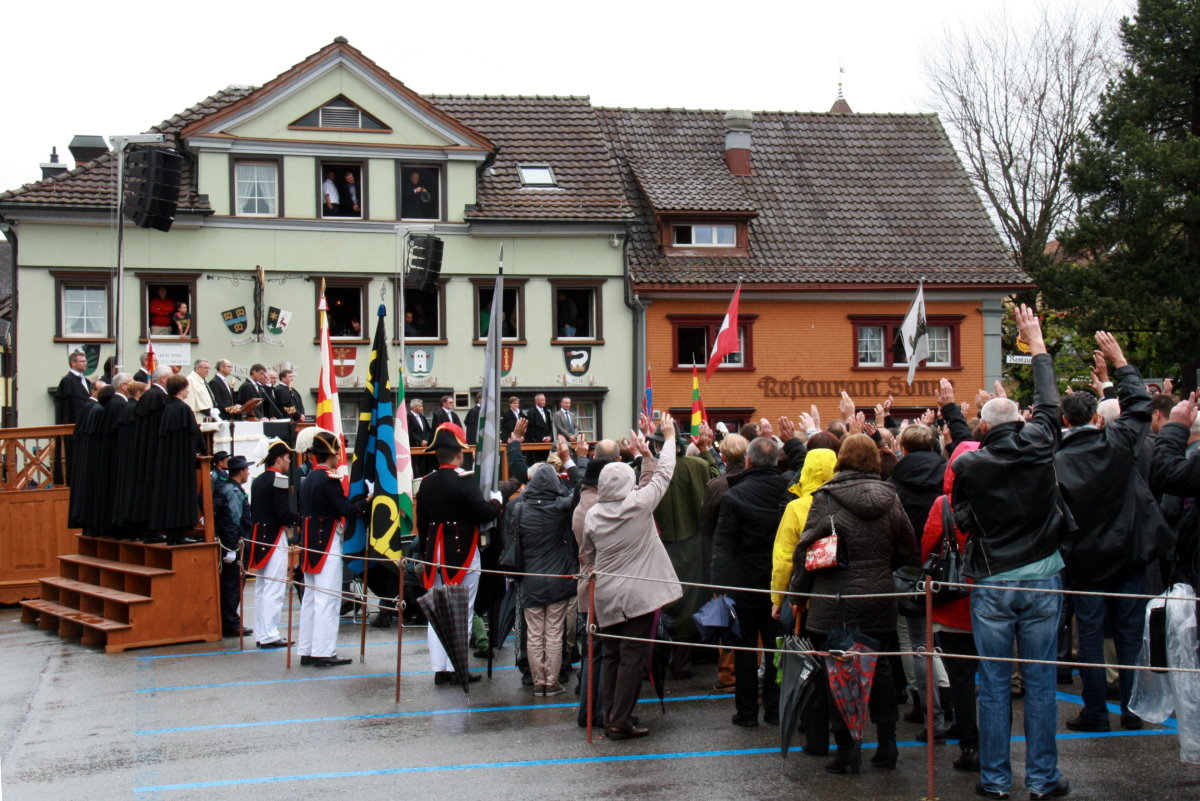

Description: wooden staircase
[20,535,222,653]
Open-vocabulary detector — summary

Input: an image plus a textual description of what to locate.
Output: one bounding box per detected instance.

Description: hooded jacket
[951,352,1067,578]
[712,465,791,606]
[921,440,980,631]
[888,449,947,553]
[507,463,578,607]
[771,449,837,605]
[582,445,681,627]
[788,470,914,635]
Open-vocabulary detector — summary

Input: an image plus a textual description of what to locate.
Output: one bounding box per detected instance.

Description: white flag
[900,282,929,385]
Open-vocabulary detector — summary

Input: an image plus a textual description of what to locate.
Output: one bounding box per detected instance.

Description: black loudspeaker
[124,148,185,232]
[409,234,444,292]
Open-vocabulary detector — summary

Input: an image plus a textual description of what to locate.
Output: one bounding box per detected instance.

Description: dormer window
[518,164,557,187]
[673,224,736,246]
[290,95,389,131]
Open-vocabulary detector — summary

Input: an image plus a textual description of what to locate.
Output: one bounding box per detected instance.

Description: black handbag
[923,495,969,605]
[892,565,925,617]
[497,504,524,574]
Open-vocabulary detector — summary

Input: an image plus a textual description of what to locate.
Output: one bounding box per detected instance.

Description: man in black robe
[67,388,104,532]
[97,374,133,538]
[128,369,171,542]
[108,376,141,540]
[55,350,92,485]
[149,375,203,546]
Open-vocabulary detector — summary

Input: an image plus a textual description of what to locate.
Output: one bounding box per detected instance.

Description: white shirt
[323,178,339,206]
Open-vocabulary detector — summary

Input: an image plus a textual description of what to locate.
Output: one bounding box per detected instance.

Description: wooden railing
[0,424,72,491]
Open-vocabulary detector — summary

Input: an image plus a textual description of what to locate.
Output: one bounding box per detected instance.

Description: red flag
[145,331,156,375]
[643,366,653,418]
[706,283,742,380]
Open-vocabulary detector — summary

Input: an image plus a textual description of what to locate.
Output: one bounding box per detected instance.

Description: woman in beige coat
[582,415,681,740]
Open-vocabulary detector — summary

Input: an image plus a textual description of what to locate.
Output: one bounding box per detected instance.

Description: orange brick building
[597,101,1029,429]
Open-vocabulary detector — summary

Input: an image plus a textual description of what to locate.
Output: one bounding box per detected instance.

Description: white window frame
[235,161,278,217]
[573,400,597,440]
[518,164,557,188]
[857,325,885,367]
[672,224,737,247]
[61,284,108,338]
[925,326,953,366]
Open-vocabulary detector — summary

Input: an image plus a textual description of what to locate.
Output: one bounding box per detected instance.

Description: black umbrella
[417,584,473,694]
[644,611,674,713]
[486,581,519,678]
[778,634,824,757]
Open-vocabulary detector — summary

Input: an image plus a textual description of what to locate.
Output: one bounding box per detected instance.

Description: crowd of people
[52,303,1200,797]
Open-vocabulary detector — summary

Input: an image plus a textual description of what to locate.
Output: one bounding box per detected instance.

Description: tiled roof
[0,86,256,211]
[426,95,632,222]
[596,107,1026,286]
[630,158,756,213]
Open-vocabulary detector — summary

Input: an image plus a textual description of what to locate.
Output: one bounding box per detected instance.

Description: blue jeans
[1074,570,1146,720]
[971,573,1063,795]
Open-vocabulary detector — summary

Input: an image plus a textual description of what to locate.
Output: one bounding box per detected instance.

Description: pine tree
[1050,0,1200,386]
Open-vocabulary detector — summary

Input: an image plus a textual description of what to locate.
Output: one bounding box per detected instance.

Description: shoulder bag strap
[940,493,955,553]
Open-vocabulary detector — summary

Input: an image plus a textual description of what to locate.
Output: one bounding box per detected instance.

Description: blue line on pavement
[139,665,517,693]
[135,693,713,736]
[131,728,1177,794]
[1055,690,1177,729]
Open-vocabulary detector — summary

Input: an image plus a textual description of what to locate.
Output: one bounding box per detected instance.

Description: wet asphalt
[2,588,1198,801]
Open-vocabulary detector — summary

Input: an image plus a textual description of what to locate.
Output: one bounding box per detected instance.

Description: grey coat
[582,446,681,627]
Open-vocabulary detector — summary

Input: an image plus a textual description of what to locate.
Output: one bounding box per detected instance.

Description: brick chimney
[68,135,108,167]
[40,147,69,180]
[723,110,753,176]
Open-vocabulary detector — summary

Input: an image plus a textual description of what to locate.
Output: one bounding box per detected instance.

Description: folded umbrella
[417,584,473,694]
[486,581,519,678]
[778,634,823,757]
[692,595,741,644]
[644,610,674,713]
[823,625,880,742]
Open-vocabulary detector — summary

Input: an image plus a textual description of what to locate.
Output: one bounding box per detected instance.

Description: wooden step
[19,599,131,632]
[40,576,152,605]
[59,554,173,577]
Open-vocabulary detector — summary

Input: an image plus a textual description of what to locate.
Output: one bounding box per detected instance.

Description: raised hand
[937,377,955,407]
[976,388,994,409]
[839,390,856,421]
[1013,303,1046,356]
[798,411,815,432]
[920,408,936,426]
[1168,392,1198,427]
[848,411,865,435]
[778,416,796,441]
[659,413,676,440]
[1091,349,1110,385]
[638,412,654,437]
[993,379,1008,399]
[758,417,773,438]
[1094,331,1127,369]
[696,422,715,451]
[810,404,822,431]
[511,416,528,442]
[575,433,589,459]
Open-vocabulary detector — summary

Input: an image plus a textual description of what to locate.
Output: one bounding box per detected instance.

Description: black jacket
[56,371,91,425]
[789,470,914,633]
[506,465,578,606]
[887,450,946,556]
[499,408,522,441]
[209,375,237,419]
[525,405,553,443]
[712,466,790,606]
[430,406,462,428]
[951,353,1067,578]
[416,465,500,576]
[1055,364,1170,589]
[1152,422,1200,586]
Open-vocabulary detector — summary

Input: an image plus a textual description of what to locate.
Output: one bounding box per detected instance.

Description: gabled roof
[184,39,494,153]
[427,95,632,222]
[0,86,255,211]
[596,107,1026,287]
[630,158,756,214]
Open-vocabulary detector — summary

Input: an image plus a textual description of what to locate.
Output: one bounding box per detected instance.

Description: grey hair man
[185,359,219,423]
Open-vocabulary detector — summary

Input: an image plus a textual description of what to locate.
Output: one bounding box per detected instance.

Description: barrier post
[361,554,370,662]
[238,551,247,652]
[923,577,937,801]
[286,547,296,670]
[586,573,597,744]
[396,558,406,703]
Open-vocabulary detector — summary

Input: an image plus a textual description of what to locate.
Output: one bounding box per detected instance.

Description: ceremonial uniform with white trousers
[298,465,367,660]
[417,462,499,673]
[248,467,299,645]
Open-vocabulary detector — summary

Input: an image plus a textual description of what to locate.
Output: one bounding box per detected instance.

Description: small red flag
[706,283,742,380]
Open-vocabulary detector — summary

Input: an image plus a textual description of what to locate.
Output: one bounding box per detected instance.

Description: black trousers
[733,602,780,721]
[600,612,654,729]
[808,629,899,739]
[937,630,979,749]
[219,558,242,634]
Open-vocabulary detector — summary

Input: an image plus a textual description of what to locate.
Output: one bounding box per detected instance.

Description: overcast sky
[2,0,1125,194]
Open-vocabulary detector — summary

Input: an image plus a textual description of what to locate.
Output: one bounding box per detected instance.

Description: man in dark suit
[276,369,305,421]
[237,364,274,418]
[132,352,152,384]
[56,350,92,425]
[209,359,241,419]
[408,398,433,475]
[524,393,553,462]
[499,395,523,442]
[431,395,462,428]
[463,392,482,470]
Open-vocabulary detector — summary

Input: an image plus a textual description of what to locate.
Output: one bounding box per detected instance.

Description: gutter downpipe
[621,227,646,428]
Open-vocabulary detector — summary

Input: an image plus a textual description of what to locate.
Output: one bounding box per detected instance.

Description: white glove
[210,408,221,420]
[223,551,237,564]
[489,490,503,504]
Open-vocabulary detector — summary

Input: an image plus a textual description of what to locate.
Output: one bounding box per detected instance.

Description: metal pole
[924,577,936,801]
[286,547,296,669]
[586,574,597,744]
[115,145,126,374]
[238,554,247,652]
[360,552,369,662]
[396,560,405,703]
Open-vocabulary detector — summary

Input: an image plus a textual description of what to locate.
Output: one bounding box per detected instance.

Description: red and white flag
[316,285,348,488]
[706,283,742,380]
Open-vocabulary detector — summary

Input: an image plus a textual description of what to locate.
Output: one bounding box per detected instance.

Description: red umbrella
[823,628,880,742]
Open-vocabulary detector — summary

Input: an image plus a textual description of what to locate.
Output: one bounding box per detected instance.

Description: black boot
[903,688,924,724]
[870,721,899,769]
[825,730,861,775]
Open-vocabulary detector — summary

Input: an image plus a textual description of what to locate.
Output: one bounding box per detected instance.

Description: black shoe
[975,782,1010,800]
[371,614,394,629]
[801,745,829,757]
[310,656,353,667]
[1029,780,1070,800]
[520,672,534,686]
[143,534,167,544]
[1065,714,1110,733]
[605,724,649,740]
[869,744,898,769]
[1106,682,1120,699]
[824,745,861,775]
[222,627,253,637]
[763,711,780,726]
[1056,667,1074,685]
[473,648,492,659]
[434,671,455,685]
[731,715,759,728]
[954,748,981,772]
[256,640,290,649]
[1121,713,1143,730]
[916,726,948,743]
[712,681,736,693]
[300,655,314,665]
